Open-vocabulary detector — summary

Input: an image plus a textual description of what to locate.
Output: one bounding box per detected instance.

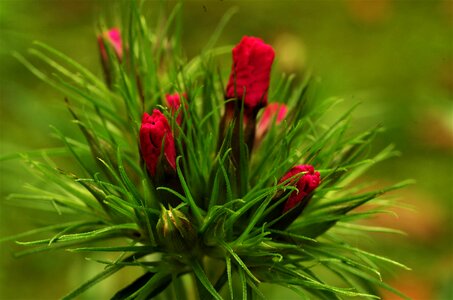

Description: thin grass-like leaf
[191,260,223,300]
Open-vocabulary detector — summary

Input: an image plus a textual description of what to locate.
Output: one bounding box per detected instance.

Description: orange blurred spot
[362,189,445,243]
[382,274,434,300]
[345,0,392,24]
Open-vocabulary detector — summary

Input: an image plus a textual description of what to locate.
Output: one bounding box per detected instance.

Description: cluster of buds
[222,36,320,219]
[97,29,321,251]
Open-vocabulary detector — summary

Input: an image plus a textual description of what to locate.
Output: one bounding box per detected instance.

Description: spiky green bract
[2,2,411,299]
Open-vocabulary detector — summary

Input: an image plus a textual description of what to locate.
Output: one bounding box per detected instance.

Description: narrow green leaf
[202,7,237,53]
[226,256,234,300]
[191,260,223,300]
[238,267,247,300]
[176,156,204,224]
[62,253,146,300]
[33,41,108,89]
[111,272,154,300]
[220,241,260,283]
[0,221,94,243]
[68,245,158,253]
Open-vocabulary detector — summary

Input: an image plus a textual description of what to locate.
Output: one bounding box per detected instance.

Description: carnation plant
[2,2,411,299]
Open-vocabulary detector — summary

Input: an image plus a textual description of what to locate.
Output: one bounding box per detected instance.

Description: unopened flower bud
[280,164,320,213]
[265,164,321,230]
[220,36,275,174]
[256,102,288,141]
[226,36,275,115]
[156,207,197,253]
[139,110,176,176]
[97,28,123,61]
[97,28,122,88]
[165,93,187,125]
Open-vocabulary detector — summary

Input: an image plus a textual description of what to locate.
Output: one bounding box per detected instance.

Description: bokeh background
[1,0,452,299]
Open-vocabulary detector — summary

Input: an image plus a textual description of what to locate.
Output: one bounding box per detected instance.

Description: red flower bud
[279,165,320,213]
[165,93,187,125]
[226,36,275,113]
[139,110,176,176]
[98,28,123,61]
[256,102,288,139]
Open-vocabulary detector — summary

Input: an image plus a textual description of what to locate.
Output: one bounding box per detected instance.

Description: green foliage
[2,1,410,299]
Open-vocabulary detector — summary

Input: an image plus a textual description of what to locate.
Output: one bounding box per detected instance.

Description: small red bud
[165,93,187,125]
[98,28,123,61]
[279,164,321,213]
[256,102,288,139]
[139,110,176,176]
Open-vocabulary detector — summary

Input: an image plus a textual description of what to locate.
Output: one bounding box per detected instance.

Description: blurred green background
[1,0,451,299]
